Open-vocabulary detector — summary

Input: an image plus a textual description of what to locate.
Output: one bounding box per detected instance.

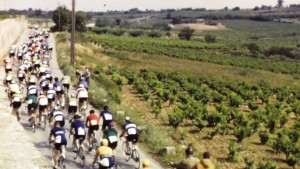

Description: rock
[115,111,125,116]
[137,126,147,132]
[163,146,176,154]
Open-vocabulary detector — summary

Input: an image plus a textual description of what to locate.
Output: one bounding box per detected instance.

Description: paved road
[7,29,164,169]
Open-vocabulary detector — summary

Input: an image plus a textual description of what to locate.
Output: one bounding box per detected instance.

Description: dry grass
[170,22,228,31]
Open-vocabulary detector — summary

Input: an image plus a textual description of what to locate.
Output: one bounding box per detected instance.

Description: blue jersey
[100,110,113,123]
[71,120,86,136]
[50,127,67,144]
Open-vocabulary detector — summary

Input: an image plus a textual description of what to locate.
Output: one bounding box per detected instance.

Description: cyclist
[25,92,38,126]
[17,67,27,85]
[49,106,65,127]
[100,105,113,135]
[78,77,89,91]
[37,91,49,125]
[85,109,100,151]
[142,159,151,169]
[70,113,86,152]
[93,139,116,168]
[196,152,215,169]
[10,92,23,121]
[61,74,71,94]
[44,69,53,82]
[49,121,67,169]
[104,122,118,151]
[7,80,21,99]
[119,116,139,154]
[53,77,64,105]
[47,84,56,110]
[3,58,13,73]
[28,74,38,86]
[76,84,88,111]
[177,147,200,169]
[68,93,78,120]
[40,76,50,93]
[4,71,14,86]
[27,84,38,97]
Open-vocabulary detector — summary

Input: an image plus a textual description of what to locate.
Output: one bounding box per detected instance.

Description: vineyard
[94,63,300,168]
[86,33,300,75]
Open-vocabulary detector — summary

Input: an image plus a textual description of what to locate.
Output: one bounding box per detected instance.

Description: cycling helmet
[125,116,131,122]
[11,80,16,84]
[48,84,53,89]
[71,93,75,98]
[79,84,84,88]
[42,76,46,80]
[142,160,150,167]
[185,147,193,156]
[40,91,44,95]
[101,139,109,146]
[54,106,59,110]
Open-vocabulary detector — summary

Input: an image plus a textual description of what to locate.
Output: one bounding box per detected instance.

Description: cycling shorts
[79,98,87,103]
[102,120,112,131]
[12,102,22,109]
[74,134,86,140]
[28,103,37,110]
[56,90,64,95]
[63,84,70,89]
[126,135,139,143]
[54,142,67,150]
[88,125,99,134]
[68,106,77,114]
[108,141,118,150]
[39,105,47,111]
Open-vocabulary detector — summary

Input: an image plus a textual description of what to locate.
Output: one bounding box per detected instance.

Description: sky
[0,0,299,11]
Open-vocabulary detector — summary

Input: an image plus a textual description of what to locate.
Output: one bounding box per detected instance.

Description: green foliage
[168,108,184,129]
[244,157,255,169]
[286,154,300,168]
[129,30,144,37]
[52,6,86,32]
[178,27,195,41]
[204,35,217,43]
[259,130,270,145]
[257,161,277,169]
[147,31,162,38]
[234,126,252,143]
[228,93,243,107]
[228,141,238,162]
[248,101,259,110]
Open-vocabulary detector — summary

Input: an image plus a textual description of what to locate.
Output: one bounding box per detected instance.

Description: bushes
[204,35,217,43]
[178,27,194,41]
[129,30,144,37]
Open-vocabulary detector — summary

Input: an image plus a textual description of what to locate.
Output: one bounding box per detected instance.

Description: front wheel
[132,149,140,169]
[79,147,85,167]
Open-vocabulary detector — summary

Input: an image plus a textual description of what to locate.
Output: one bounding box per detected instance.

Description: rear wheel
[79,146,85,167]
[122,142,130,161]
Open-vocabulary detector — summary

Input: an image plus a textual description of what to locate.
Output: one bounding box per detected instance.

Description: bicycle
[41,110,49,131]
[121,138,140,169]
[90,130,98,151]
[50,143,66,169]
[93,156,118,169]
[72,136,85,167]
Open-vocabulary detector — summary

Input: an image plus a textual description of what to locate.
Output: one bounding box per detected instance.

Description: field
[58,7,300,169]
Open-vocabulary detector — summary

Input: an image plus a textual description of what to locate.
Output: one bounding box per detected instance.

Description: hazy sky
[0,0,299,11]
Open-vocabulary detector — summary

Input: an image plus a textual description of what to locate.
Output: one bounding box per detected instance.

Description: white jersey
[38,95,48,106]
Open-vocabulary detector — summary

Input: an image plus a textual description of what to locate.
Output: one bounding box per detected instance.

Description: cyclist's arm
[93,151,99,163]
[48,134,53,144]
[119,129,125,138]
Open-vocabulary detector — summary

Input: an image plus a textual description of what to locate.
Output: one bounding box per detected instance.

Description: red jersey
[86,114,100,126]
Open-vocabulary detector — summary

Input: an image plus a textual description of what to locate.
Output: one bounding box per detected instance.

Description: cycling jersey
[38,95,48,106]
[71,120,86,137]
[40,79,49,89]
[47,89,56,100]
[9,84,20,94]
[69,98,77,107]
[86,114,100,126]
[104,128,118,149]
[52,110,65,127]
[77,88,88,98]
[100,110,113,129]
[50,127,67,149]
[11,94,23,109]
[29,75,37,84]
[122,122,139,143]
[5,73,14,81]
[28,85,38,95]
[61,76,71,84]
[79,80,89,90]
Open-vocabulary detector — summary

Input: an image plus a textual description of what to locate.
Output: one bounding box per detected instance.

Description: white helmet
[48,84,53,89]
[42,76,46,80]
[71,93,75,98]
[79,84,84,88]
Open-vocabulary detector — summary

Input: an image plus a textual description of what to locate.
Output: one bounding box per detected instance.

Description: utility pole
[58,2,61,31]
[70,0,76,65]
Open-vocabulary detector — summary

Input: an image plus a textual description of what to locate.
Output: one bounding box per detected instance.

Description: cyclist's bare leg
[39,109,42,124]
[53,148,59,167]
[72,135,77,150]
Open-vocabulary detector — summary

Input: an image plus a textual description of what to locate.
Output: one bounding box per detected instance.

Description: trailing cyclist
[85,109,100,151]
[28,74,38,86]
[119,116,139,154]
[10,92,23,121]
[37,91,49,125]
[4,71,14,86]
[49,121,67,169]
[93,139,116,168]
[3,57,13,73]
[7,80,21,99]
[104,122,118,151]
[27,84,38,97]
[70,113,86,152]
[40,76,50,93]
[47,84,56,110]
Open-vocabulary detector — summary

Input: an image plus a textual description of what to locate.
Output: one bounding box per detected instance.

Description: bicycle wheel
[122,142,130,161]
[78,147,85,167]
[92,138,98,149]
[59,156,66,169]
[42,114,47,130]
[132,149,140,169]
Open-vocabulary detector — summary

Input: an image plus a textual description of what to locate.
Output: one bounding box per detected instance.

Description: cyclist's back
[122,117,139,143]
[100,106,113,131]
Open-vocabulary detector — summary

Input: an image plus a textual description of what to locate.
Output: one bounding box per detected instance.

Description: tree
[178,27,194,41]
[278,0,284,8]
[166,11,172,19]
[52,6,86,32]
[115,18,121,26]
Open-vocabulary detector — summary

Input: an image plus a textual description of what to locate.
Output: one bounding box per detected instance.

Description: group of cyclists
[3,27,152,169]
